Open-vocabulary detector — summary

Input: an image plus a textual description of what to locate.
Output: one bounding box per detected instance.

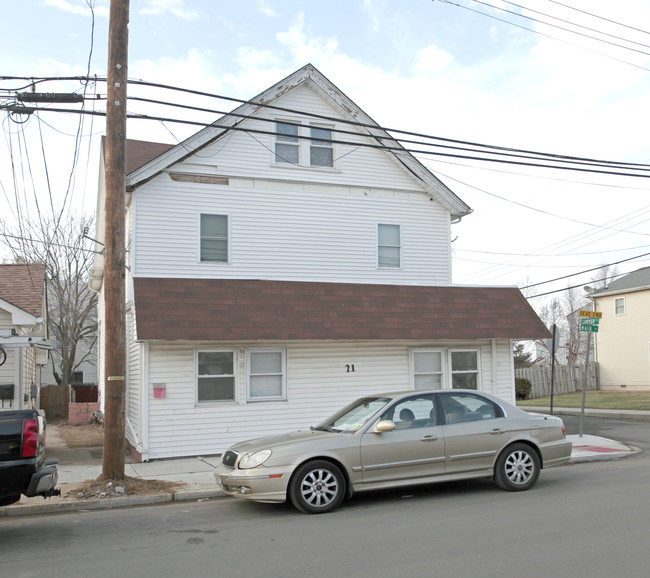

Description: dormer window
[274,121,334,168]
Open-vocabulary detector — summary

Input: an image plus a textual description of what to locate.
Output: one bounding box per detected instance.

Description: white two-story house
[90,64,549,460]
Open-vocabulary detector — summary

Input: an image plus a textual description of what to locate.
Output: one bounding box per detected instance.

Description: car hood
[229,428,349,454]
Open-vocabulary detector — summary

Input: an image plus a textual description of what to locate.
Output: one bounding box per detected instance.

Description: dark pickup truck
[0,409,60,506]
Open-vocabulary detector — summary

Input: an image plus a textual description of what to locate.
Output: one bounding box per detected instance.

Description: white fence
[515,362,599,399]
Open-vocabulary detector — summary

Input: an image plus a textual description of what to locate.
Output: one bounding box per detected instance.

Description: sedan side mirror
[373,420,396,433]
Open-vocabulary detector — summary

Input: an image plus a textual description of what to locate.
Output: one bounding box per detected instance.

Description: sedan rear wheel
[289,460,345,514]
[494,443,540,492]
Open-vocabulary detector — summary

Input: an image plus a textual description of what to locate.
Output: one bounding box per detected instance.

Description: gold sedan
[214,389,572,514]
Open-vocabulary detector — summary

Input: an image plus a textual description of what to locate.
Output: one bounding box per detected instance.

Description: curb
[522,407,650,421]
[0,489,226,517]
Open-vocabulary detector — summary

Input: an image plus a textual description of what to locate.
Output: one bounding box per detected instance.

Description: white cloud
[41,0,109,17]
[256,0,277,18]
[276,12,339,65]
[139,0,199,20]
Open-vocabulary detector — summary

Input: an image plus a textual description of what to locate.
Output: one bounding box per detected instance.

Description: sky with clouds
[1,0,649,307]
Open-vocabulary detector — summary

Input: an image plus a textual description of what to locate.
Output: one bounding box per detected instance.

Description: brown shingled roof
[0,263,46,317]
[133,278,549,342]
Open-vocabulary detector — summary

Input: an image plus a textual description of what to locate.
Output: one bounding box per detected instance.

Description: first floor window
[451,350,479,389]
[197,351,234,402]
[200,214,228,262]
[412,350,444,390]
[378,224,401,268]
[248,349,286,401]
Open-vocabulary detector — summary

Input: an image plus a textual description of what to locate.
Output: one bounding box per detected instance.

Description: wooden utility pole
[102,0,130,480]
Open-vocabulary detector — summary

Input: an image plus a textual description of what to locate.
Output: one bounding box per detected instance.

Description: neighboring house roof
[133,278,549,341]
[593,267,650,297]
[0,263,46,318]
[123,63,472,220]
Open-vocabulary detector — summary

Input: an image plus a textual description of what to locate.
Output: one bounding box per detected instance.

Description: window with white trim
[197,351,235,402]
[615,297,625,315]
[274,121,335,168]
[451,350,479,390]
[275,122,299,164]
[412,350,444,390]
[378,224,401,268]
[200,214,228,262]
[247,349,286,401]
[310,126,333,167]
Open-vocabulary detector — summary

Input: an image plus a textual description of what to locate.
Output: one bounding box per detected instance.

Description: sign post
[578,310,602,437]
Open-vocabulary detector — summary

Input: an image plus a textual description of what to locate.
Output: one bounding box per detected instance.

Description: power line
[3,75,649,174]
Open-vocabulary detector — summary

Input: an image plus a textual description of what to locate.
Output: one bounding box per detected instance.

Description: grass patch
[517,391,650,411]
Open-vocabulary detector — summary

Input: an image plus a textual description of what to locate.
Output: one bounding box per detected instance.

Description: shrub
[515,378,532,400]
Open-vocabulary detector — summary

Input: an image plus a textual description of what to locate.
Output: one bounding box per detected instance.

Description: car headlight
[239,449,272,469]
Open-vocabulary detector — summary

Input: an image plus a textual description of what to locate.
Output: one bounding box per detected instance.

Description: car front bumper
[214,464,293,503]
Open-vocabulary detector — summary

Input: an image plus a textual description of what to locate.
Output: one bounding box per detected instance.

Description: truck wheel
[0,495,21,507]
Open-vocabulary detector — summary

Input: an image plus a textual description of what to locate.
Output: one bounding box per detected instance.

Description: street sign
[580,320,599,332]
[579,310,602,318]
[580,317,599,325]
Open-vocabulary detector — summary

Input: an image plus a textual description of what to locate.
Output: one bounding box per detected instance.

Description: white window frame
[377,223,401,268]
[410,348,446,390]
[273,120,336,169]
[275,121,300,165]
[309,125,333,167]
[450,349,481,390]
[615,297,626,315]
[196,349,236,404]
[199,213,230,263]
[246,348,287,402]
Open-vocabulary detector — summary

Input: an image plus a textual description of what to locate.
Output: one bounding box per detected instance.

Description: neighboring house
[39,334,98,388]
[591,267,650,391]
[90,64,549,460]
[0,264,51,410]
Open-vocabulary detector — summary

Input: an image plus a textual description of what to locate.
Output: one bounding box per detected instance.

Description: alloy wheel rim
[504,450,534,484]
[300,468,338,507]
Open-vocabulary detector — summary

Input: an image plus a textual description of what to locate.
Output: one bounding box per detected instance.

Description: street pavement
[1,406,644,517]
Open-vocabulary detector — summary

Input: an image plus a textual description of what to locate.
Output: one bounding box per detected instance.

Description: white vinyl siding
[133,179,451,285]
[141,340,511,459]
[595,293,650,390]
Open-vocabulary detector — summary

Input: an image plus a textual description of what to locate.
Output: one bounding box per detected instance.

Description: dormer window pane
[310,126,333,167]
[275,122,299,164]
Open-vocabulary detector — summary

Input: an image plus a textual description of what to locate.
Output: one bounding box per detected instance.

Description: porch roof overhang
[133,278,550,342]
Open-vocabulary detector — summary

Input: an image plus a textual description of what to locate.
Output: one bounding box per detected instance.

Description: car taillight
[562,424,566,437]
[22,418,39,458]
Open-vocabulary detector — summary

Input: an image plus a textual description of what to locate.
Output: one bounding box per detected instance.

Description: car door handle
[489,429,504,435]
[420,435,438,442]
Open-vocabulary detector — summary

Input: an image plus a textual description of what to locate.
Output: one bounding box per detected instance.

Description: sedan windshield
[315,397,391,433]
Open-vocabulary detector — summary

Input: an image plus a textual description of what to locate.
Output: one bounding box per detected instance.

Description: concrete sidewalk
[1,418,642,517]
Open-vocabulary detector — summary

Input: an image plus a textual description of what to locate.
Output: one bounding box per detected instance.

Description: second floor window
[274,121,334,168]
[615,297,625,315]
[200,214,228,262]
[378,224,401,268]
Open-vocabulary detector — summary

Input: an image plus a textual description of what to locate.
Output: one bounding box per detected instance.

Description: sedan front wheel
[289,460,345,514]
[494,443,540,491]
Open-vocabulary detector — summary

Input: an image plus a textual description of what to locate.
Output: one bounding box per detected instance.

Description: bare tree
[0,214,98,386]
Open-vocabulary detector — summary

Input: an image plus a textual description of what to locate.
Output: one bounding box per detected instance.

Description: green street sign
[580,322,599,333]
[580,317,599,326]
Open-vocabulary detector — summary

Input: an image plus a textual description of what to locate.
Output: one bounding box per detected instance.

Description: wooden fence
[515,362,599,399]
[40,385,70,421]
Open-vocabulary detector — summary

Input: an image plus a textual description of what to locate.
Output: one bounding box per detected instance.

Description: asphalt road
[1,417,648,578]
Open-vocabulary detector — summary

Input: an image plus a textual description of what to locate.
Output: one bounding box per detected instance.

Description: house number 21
[345,364,356,373]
